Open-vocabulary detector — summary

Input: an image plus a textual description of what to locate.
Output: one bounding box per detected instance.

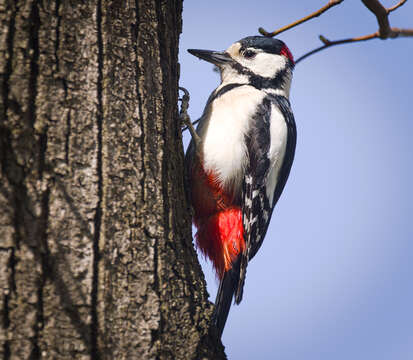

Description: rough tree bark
[0,1,226,359]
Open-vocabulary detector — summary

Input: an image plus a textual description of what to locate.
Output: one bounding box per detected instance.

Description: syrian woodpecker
[185,36,296,337]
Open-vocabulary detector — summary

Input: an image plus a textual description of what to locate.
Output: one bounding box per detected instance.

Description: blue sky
[178,1,413,359]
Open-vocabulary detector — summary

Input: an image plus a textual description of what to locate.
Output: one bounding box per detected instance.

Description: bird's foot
[179,87,202,151]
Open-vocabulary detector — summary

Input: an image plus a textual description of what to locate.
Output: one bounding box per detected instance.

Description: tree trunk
[0,0,225,359]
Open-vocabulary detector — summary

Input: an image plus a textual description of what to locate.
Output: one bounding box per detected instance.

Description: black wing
[212,95,296,335]
[212,95,273,335]
[235,94,297,303]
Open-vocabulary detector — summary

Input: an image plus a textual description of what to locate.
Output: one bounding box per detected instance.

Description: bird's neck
[219,66,292,99]
[219,66,249,86]
[262,69,292,99]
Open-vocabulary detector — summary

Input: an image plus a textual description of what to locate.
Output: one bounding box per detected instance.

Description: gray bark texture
[0,0,226,359]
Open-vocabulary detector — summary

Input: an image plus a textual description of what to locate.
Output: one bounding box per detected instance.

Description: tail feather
[212,262,240,337]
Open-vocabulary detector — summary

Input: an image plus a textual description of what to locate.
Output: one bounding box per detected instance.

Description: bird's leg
[179,87,202,153]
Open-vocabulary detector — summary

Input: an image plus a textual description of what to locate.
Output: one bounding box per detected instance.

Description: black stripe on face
[230,61,290,91]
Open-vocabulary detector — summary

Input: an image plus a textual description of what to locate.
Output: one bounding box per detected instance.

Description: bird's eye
[243,50,256,59]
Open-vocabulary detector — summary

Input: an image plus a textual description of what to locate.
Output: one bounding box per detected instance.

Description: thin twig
[296,33,377,64]
[258,0,344,37]
[296,27,413,64]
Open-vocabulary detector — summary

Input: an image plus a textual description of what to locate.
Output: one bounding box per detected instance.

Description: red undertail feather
[191,163,245,278]
[195,208,245,278]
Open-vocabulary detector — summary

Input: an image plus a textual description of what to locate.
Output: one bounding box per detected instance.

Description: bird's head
[188,36,294,95]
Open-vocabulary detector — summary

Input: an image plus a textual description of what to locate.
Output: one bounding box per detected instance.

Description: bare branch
[391,27,413,36]
[258,0,344,37]
[291,0,412,64]
[361,0,392,37]
[296,27,413,64]
[361,0,411,37]
[387,0,408,13]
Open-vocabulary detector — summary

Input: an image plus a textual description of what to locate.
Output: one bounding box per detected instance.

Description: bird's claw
[179,86,202,152]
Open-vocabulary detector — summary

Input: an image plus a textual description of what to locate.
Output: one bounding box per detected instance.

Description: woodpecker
[185,36,296,337]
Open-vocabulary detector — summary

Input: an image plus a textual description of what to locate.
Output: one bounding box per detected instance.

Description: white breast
[202,86,266,189]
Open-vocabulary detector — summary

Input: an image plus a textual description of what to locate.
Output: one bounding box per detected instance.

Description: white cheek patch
[239,53,287,79]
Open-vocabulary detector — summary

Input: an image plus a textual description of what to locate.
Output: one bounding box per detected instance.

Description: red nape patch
[281,45,294,65]
[195,208,245,279]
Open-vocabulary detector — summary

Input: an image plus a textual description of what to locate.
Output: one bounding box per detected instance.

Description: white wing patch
[266,104,288,204]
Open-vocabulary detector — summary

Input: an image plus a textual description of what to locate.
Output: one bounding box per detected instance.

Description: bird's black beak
[187,49,233,65]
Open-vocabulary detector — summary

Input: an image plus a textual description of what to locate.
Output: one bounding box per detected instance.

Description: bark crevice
[28,0,40,128]
[1,4,16,124]
[0,10,18,356]
[53,0,71,166]
[134,0,146,204]
[64,110,71,165]
[53,0,61,73]
[91,1,104,358]
[155,2,172,353]
[2,248,13,360]
[31,186,50,360]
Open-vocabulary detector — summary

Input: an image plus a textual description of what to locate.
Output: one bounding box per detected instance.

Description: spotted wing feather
[235,95,296,303]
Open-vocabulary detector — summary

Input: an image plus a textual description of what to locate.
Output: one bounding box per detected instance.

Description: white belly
[201,87,288,202]
[202,86,266,189]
